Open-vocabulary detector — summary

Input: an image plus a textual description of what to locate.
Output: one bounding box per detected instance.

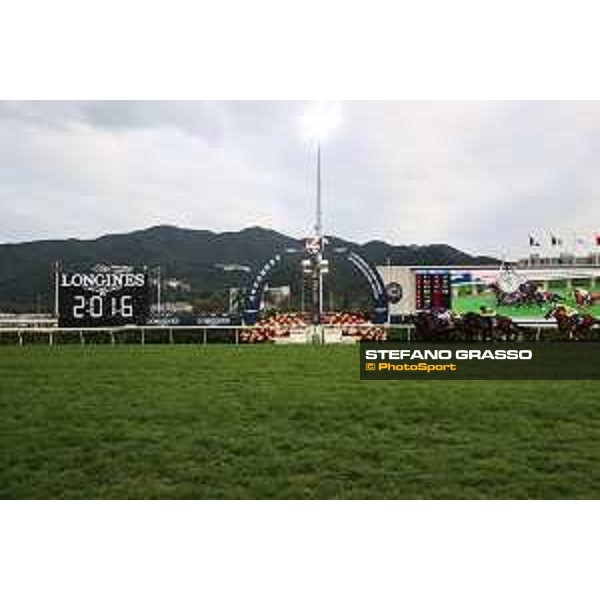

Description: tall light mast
[316,140,322,238]
[301,102,341,325]
[315,139,324,322]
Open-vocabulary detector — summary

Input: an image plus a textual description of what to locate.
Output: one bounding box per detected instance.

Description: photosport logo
[360,342,600,380]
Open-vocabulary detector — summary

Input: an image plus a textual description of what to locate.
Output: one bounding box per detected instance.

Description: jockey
[575,288,591,304]
[479,305,497,317]
[434,307,454,326]
[566,304,578,318]
[555,302,578,318]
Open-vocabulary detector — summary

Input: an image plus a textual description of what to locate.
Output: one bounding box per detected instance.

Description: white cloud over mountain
[1,100,599,259]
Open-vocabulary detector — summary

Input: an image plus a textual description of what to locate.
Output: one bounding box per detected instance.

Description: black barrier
[147,313,242,327]
[360,341,600,380]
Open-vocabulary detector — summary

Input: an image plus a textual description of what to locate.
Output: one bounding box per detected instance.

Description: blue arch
[243,247,388,325]
[342,249,388,323]
[243,253,284,325]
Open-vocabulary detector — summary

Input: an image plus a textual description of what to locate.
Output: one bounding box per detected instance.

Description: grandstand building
[518,252,599,267]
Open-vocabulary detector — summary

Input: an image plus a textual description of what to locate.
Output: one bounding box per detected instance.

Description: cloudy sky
[1,100,599,259]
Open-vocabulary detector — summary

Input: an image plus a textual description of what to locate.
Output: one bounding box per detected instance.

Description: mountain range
[0,225,498,312]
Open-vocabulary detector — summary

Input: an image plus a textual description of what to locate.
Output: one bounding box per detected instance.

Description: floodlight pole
[311,140,324,324]
[156,266,162,313]
[316,141,322,239]
[316,141,324,319]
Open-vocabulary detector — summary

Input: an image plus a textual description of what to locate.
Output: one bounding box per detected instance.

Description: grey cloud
[0,100,599,260]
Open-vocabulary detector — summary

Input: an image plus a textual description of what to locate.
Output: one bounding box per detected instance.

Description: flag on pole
[575,236,587,252]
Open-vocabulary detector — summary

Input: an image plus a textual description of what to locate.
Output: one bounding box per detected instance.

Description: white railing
[0,320,592,346]
[0,315,57,328]
[0,325,248,346]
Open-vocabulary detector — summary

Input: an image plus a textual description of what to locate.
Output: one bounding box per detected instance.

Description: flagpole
[54,261,60,317]
[528,233,539,268]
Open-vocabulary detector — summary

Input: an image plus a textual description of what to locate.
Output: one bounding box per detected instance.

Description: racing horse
[489,282,534,307]
[492,315,521,341]
[573,288,600,308]
[460,312,486,341]
[490,280,551,308]
[539,290,564,303]
[460,312,520,341]
[544,305,598,340]
[411,310,461,341]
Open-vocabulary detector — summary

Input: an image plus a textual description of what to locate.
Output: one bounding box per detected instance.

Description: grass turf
[1,345,599,499]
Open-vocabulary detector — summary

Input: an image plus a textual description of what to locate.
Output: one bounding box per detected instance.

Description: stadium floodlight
[300,101,342,143]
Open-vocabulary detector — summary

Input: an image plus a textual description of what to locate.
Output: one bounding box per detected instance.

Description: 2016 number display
[71,295,134,319]
[58,267,149,327]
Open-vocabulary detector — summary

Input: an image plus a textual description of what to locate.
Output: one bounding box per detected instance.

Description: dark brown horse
[411,311,460,341]
[492,315,521,341]
[545,305,598,340]
[460,312,485,341]
[459,312,520,341]
[573,289,600,307]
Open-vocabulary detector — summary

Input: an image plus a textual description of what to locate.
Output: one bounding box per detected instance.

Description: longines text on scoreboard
[58,265,150,327]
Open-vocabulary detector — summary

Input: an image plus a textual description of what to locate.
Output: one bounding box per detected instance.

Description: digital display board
[415,270,451,311]
[58,265,150,327]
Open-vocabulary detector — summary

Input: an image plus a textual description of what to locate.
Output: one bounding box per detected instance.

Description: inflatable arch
[242,246,388,325]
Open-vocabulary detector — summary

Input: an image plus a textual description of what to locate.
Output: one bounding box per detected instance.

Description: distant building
[164,278,191,293]
[517,253,599,267]
[150,301,193,313]
[215,263,252,273]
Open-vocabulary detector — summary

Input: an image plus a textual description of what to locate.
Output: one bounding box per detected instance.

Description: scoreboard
[415,270,451,311]
[58,265,150,327]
